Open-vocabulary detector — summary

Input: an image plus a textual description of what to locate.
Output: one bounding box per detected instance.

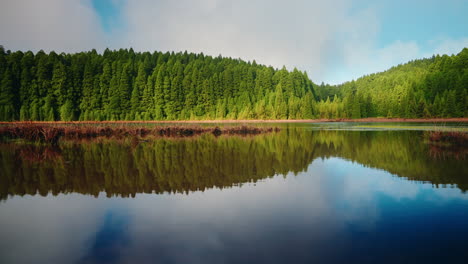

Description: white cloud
[428,37,468,56]
[329,36,468,84]
[0,0,466,84]
[330,40,421,84]
[0,0,105,53]
[119,0,356,81]
[120,0,448,84]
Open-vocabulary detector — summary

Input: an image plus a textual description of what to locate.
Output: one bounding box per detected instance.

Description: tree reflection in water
[1,128,467,200]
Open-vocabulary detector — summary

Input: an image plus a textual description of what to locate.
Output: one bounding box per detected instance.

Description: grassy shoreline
[0,124,279,144]
[1,117,468,125]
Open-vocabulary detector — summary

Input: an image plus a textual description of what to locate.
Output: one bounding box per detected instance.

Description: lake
[1,123,467,264]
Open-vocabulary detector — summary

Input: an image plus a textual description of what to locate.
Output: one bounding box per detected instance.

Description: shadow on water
[1,127,467,200]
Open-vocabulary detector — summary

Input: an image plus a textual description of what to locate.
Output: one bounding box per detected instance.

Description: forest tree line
[0,46,466,121]
[0,46,316,121]
[314,48,468,118]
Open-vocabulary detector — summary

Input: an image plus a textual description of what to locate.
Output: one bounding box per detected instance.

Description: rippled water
[0,123,467,264]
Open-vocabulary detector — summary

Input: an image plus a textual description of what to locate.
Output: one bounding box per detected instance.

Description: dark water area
[0,123,467,264]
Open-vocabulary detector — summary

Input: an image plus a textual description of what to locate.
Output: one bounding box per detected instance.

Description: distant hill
[315,48,468,118]
[0,46,466,121]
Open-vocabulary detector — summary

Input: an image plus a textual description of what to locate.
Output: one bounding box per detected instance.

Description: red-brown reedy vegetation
[0,124,279,144]
[427,131,468,145]
[426,131,468,160]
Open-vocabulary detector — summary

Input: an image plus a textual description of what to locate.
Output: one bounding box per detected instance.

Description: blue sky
[91,0,124,33]
[375,0,467,47]
[1,0,467,84]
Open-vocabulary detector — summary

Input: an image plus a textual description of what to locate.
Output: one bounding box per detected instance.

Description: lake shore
[1,117,468,124]
[0,124,279,144]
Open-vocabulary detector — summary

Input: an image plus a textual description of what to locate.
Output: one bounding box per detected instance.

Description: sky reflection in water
[0,126,467,264]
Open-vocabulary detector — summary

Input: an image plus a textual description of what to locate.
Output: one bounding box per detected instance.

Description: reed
[0,124,279,144]
[425,131,468,160]
[426,131,468,146]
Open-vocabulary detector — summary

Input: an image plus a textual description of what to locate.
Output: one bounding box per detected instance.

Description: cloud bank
[1,0,467,84]
[0,0,106,53]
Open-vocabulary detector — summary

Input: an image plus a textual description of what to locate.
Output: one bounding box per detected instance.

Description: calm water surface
[0,123,467,264]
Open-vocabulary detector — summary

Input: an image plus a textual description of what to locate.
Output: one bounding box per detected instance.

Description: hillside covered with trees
[0,46,316,121]
[0,45,466,121]
[315,48,468,118]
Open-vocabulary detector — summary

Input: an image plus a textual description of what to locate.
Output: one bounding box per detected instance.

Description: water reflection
[1,126,468,264]
[1,128,467,199]
[1,158,467,264]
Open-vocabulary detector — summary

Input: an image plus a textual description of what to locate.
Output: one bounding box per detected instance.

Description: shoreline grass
[0,124,279,144]
[1,117,468,125]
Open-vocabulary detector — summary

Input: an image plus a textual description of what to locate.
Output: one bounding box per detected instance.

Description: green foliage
[0,48,316,121]
[316,48,468,118]
[0,69,15,121]
[0,47,466,121]
[59,100,74,121]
